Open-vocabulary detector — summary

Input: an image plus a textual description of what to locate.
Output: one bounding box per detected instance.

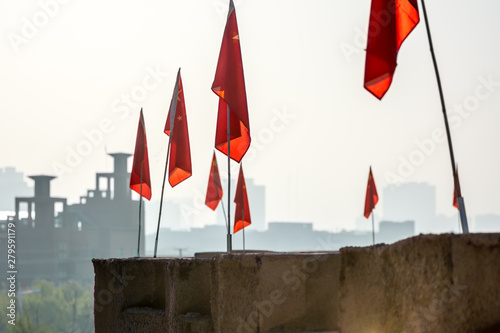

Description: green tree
[0,280,93,333]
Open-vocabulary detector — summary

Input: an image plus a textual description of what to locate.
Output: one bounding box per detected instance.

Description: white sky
[1,0,499,233]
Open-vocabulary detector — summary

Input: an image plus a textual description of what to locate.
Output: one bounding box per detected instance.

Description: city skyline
[2,164,498,235]
[1,0,499,232]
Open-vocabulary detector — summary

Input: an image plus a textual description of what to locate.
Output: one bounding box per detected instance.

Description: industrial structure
[0,153,143,288]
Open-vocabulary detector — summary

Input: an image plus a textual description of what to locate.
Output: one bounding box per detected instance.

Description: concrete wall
[93,252,340,333]
[93,233,500,332]
[339,233,500,333]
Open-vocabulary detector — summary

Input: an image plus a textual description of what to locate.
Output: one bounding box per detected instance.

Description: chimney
[109,153,131,200]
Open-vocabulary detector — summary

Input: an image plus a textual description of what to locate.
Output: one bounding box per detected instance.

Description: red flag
[233,165,251,233]
[130,109,152,200]
[453,166,460,209]
[165,69,192,187]
[364,167,379,218]
[212,0,251,163]
[364,0,420,99]
[205,152,223,210]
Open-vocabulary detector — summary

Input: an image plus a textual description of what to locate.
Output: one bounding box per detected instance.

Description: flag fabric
[165,69,192,187]
[130,109,152,200]
[211,0,251,163]
[205,152,223,210]
[364,167,379,218]
[364,0,420,99]
[233,165,251,233]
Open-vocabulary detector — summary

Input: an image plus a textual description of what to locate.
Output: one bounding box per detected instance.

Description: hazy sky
[1,0,500,233]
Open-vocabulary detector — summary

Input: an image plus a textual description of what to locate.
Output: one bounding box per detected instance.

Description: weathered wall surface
[210,253,339,332]
[93,258,170,332]
[93,252,340,333]
[339,233,500,333]
[93,233,500,333]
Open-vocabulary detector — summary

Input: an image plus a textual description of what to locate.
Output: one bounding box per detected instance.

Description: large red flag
[364,0,420,99]
[364,167,379,218]
[211,0,251,163]
[233,165,251,233]
[205,152,223,210]
[165,69,192,187]
[130,109,152,200]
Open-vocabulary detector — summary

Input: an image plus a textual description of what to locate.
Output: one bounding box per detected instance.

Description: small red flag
[165,69,192,187]
[130,109,152,200]
[205,152,223,211]
[364,0,420,99]
[364,167,379,218]
[211,0,251,163]
[233,165,251,233]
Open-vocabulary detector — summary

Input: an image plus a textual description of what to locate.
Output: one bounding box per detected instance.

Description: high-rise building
[0,167,32,211]
[383,183,436,233]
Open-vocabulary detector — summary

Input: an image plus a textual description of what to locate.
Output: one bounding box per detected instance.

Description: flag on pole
[234,165,251,233]
[130,109,152,200]
[205,152,223,210]
[364,167,379,218]
[364,0,420,99]
[211,0,251,163]
[165,69,192,187]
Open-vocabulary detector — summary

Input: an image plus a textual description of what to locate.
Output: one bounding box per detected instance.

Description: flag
[364,0,420,99]
[233,165,251,233]
[165,69,192,187]
[130,109,152,200]
[364,166,378,218]
[212,0,251,163]
[205,152,223,210]
[453,166,460,209]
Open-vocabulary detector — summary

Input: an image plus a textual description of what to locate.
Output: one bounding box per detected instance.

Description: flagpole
[137,164,143,257]
[227,104,232,253]
[221,200,228,231]
[242,210,246,253]
[154,136,172,258]
[371,213,375,247]
[420,0,469,233]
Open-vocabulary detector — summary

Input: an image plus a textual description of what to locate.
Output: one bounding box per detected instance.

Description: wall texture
[93,233,500,332]
[93,252,340,333]
[339,233,500,333]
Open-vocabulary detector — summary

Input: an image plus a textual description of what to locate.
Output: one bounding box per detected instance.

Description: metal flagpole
[221,200,228,231]
[227,104,232,253]
[371,213,375,247]
[242,209,246,253]
[137,164,143,257]
[154,69,180,258]
[420,0,469,233]
[154,137,172,258]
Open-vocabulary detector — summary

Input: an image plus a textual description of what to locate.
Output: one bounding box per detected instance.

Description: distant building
[0,167,32,211]
[0,153,143,288]
[216,177,267,231]
[475,214,500,232]
[246,178,266,231]
[378,220,415,244]
[147,220,416,256]
[383,183,436,233]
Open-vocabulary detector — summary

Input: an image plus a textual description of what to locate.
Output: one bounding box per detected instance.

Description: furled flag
[165,69,192,187]
[211,0,251,163]
[205,152,223,210]
[130,108,152,200]
[234,165,251,233]
[453,166,460,209]
[364,167,379,218]
[364,0,420,99]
